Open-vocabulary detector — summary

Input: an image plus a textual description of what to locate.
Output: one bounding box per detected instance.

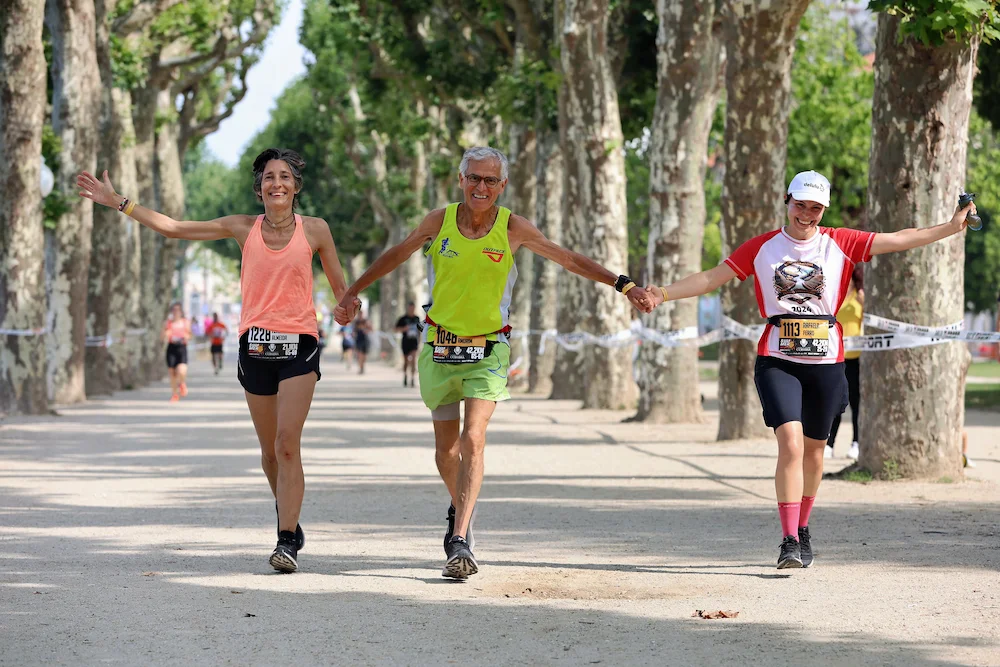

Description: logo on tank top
[482,247,505,263]
[773,260,825,305]
[438,238,459,258]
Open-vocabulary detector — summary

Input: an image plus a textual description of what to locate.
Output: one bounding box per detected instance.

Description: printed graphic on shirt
[773,261,825,305]
[439,238,459,258]
[482,247,505,263]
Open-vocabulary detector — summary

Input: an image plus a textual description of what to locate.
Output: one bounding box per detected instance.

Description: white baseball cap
[787,170,831,207]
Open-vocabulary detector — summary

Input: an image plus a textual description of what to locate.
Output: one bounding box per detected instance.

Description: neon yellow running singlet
[425,203,516,336]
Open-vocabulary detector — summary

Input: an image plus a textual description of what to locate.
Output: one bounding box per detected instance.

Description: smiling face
[459,158,507,213]
[258,159,299,210]
[785,196,826,237]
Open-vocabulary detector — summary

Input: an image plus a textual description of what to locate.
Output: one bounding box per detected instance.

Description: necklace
[264,212,294,230]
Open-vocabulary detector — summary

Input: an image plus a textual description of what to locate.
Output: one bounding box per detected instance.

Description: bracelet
[117,196,129,212]
[659,286,668,301]
[614,274,633,292]
[123,200,137,217]
[621,282,637,295]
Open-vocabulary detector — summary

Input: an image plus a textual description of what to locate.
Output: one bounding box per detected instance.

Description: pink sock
[778,502,801,539]
[799,496,816,528]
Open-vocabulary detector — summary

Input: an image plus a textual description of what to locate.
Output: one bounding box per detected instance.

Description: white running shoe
[964,455,977,468]
[847,442,860,461]
[824,445,834,459]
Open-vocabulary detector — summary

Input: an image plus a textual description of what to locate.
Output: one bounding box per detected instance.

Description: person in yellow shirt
[827,265,863,461]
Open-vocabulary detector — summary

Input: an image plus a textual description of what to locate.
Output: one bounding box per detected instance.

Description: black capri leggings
[828,357,860,446]
[754,356,848,441]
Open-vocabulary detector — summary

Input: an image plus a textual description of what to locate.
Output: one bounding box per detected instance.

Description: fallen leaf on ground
[230,590,242,594]
[142,572,159,577]
[693,610,739,619]
[244,613,255,618]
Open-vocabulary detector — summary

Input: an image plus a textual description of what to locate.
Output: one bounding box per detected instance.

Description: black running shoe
[798,526,813,568]
[269,531,298,573]
[442,536,478,579]
[403,376,408,387]
[444,503,476,554]
[777,535,803,569]
[275,501,305,551]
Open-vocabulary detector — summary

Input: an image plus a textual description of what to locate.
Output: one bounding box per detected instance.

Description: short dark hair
[253,148,305,209]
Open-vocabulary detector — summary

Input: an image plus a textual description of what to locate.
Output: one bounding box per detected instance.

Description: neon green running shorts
[417,329,510,413]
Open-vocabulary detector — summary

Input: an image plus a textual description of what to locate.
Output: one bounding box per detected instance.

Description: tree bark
[634,0,723,423]
[152,94,185,330]
[45,0,101,405]
[556,0,636,410]
[506,122,537,385]
[717,0,810,440]
[0,0,48,416]
[528,126,562,395]
[860,13,975,480]
[132,85,163,384]
[87,0,138,395]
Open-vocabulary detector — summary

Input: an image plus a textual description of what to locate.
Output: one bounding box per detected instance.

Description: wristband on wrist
[118,196,129,212]
[659,286,668,301]
[614,274,633,293]
[124,200,137,217]
[622,282,637,295]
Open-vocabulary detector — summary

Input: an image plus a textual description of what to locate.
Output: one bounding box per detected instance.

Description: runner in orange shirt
[206,313,229,375]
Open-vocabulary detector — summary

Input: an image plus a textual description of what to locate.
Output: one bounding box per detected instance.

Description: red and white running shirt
[724,226,875,364]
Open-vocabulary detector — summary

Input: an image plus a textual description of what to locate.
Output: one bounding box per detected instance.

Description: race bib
[777,319,830,358]
[246,327,299,360]
[432,327,487,364]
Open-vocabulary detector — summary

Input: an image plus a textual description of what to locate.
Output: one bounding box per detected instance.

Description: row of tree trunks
[0,0,49,415]
[506,122,537,383]
[634,0,723,423]
[86,0,137,395]
[528,126,562,395]
[716,0,811,440]
[860,13,977,479]
[556,0,636,410]
[45,0,100,405]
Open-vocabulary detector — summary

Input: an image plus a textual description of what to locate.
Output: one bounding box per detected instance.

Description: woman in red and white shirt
[646,170,975,570]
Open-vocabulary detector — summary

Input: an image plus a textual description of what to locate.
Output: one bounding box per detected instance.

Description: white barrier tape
[863,313,996,342]
[0,327,48,336]
[84,327,151,348]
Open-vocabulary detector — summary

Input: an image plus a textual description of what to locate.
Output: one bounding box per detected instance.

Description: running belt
[767,315,837,326]
[424,315,512,337]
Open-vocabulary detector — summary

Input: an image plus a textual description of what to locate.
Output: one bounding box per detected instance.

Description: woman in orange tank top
[161,302,192,402]
[77,148,360,574]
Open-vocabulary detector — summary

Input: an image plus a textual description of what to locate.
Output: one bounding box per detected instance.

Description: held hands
[333,294,362,325]
[77,170,120,209]
[643,285,667,310]
[624,286,656,314]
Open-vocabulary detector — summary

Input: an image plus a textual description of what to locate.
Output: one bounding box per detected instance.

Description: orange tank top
[167,318,188,344]
[239,214,318,339]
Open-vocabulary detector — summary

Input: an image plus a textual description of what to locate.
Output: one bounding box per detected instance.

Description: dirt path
[1,354,998,666]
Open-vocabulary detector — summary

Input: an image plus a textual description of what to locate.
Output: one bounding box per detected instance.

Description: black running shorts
[166,343,188,368]
[210,343,223,354]
[238,332,321,396]
[401,338,420,356]
[754,355,848,440]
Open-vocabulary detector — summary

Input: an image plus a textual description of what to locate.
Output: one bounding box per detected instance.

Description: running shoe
[179,382,188,397]
[823,445,833,459]
[169,393,180,403]
[847,441,859,461]
[443,503,476,554]
[964,454,977,468]
[275,501,305,551]
[403,376,408,387]
[777,535,803,569]
[269,531,299,573]
[798,526,813,568]
[442,536,478,579]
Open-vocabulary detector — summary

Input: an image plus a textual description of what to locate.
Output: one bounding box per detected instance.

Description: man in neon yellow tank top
[335,147,650,579]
